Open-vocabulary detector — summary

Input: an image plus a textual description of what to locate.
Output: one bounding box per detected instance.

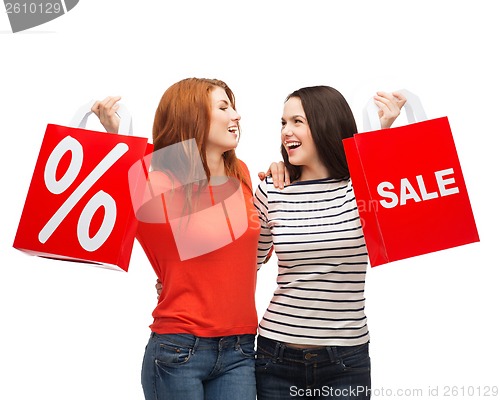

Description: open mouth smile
[284,140,302,150]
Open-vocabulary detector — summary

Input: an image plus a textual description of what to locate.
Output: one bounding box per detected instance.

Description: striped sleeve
[254,177,273,270]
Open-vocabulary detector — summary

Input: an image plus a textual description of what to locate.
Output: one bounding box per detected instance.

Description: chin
[224,144,238,153]
[287,155,304,166]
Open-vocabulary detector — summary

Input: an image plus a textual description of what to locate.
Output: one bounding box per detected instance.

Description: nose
[282,123,293,137]
[231,109,241,122]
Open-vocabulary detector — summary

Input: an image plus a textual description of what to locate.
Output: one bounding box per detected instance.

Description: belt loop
[326,345,338,364]
[277,342,285,363]
[192,336,200,355]
[235,335,241,350]
[272,340,279,359]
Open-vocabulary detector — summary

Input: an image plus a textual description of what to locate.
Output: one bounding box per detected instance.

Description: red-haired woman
[93,78,265,400]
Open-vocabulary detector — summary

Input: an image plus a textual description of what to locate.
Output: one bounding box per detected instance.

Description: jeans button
[304,353,317,360]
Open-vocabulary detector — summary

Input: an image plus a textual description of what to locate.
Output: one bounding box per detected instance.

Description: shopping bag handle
[69,100,133,135]
[362,89,427,132]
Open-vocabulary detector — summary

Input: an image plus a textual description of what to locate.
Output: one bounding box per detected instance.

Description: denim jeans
[141,333,256,400]
[256,336,371,400]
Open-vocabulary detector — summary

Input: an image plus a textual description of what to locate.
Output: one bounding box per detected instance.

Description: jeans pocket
[156,342,193,366]
[339,343,371,372]
[255,354,273,371]
[237,340,256,359]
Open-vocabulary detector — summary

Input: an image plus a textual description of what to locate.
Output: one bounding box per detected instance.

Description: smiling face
[206,86,241,155]
[281,96,328,180]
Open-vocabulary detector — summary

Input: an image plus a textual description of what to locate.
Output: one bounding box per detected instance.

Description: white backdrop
[1,1,498,399]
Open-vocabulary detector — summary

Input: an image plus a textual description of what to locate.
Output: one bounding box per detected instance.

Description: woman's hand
[91,96,122,133]
[258,161,290,189]
[155,279,162,300]
[374,91,406,129]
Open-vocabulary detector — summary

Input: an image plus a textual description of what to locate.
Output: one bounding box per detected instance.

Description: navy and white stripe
[254,176,369,346]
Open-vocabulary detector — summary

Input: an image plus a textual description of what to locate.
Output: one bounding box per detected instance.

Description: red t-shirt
[135,161,260,337]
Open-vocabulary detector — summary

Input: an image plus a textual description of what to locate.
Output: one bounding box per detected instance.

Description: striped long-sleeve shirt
[254,176,369,346]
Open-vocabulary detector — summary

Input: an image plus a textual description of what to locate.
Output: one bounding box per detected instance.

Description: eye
[295,119,303,124]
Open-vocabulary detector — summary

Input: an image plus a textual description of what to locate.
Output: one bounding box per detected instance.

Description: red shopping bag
[13,102,152,271]
[343,90,479,267]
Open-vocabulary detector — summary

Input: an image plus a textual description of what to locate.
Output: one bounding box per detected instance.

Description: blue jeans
[256,336,371,400]
[141,333,256,400]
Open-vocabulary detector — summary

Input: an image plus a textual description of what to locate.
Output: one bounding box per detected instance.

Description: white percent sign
[38,135,129,252]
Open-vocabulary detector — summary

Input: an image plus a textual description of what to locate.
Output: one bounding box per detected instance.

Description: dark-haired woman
[254,87,405,400]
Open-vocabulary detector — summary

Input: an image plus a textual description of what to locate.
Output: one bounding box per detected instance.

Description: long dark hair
[281,86,358,182]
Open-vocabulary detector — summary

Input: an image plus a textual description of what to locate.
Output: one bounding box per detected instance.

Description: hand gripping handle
[69,100,133,135]
[362,89,427,132]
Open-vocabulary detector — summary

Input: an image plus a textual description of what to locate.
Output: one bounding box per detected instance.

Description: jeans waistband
[151,332,255,351]
[257,335,368,364]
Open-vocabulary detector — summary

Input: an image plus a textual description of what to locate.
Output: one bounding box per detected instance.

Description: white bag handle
[362,89,427,132]
[69,100,133,135]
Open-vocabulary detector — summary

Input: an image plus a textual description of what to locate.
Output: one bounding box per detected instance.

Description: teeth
[228,127,238,133]
[286,141,302,148]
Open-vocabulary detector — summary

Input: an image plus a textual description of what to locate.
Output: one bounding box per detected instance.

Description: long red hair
[152,78,250,190]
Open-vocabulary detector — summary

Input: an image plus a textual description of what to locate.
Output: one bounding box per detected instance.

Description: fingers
[375,91,399,113]
[269,161,291,189]
[282,161,290,187]
[268,162,281,188]
[101,96,122,117]
[155,279,163,299]
[374,91,403,129]
[391,91,407,109]
[261,162,289,189]
[375,91,407,112]
[276,162,288,189]
[92,96,121,115]
[92,95,122,133]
